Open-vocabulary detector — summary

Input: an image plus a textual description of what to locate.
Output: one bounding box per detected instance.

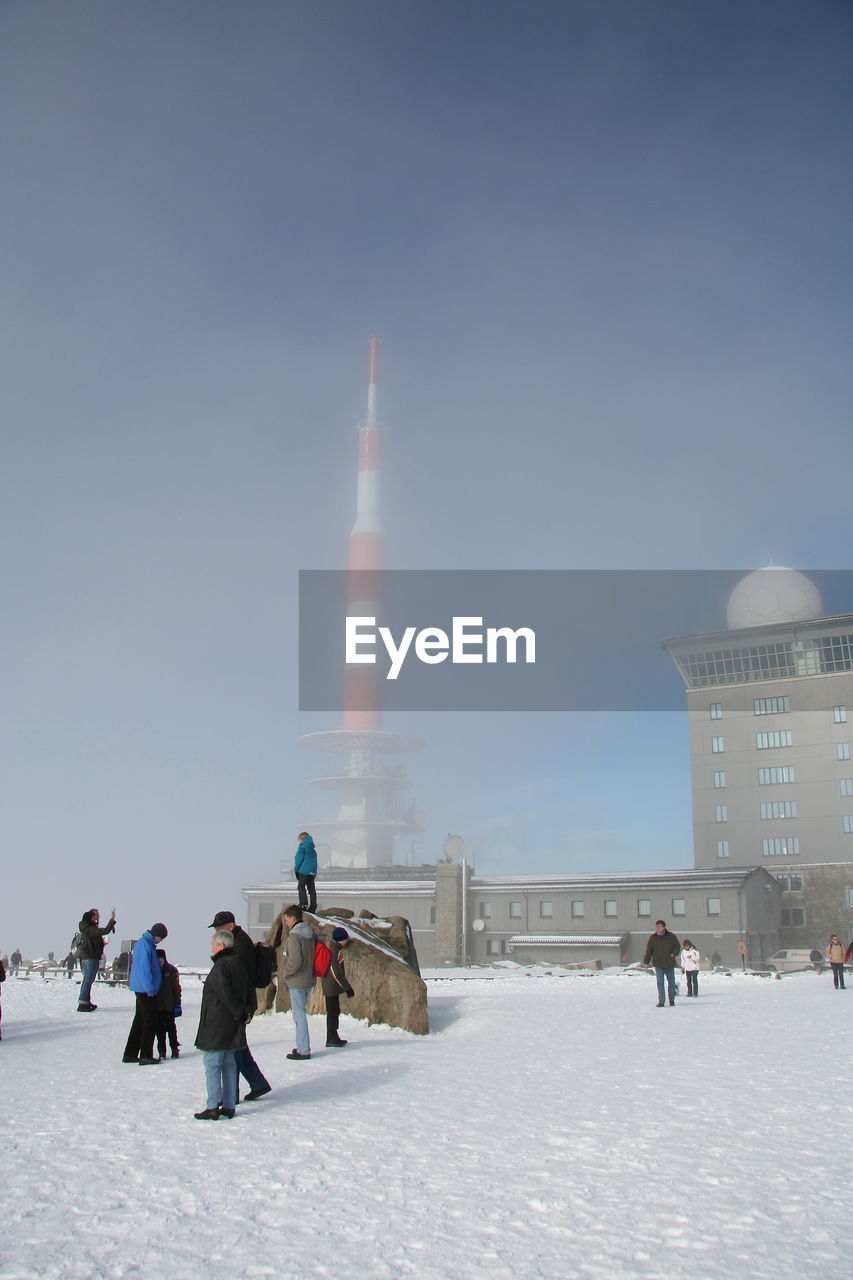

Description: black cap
[209,910,236,928]
[151,923,168,940]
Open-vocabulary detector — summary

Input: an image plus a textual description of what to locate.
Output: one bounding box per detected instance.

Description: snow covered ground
[1,966,850,1280]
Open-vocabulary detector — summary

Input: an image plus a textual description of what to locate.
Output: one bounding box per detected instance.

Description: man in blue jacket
[294,831,318,914]
[122,923,168,1065]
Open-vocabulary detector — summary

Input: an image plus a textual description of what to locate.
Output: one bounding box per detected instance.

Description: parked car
[765,948,825,973]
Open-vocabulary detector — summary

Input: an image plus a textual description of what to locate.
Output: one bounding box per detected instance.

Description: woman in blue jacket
[294,831,318,913]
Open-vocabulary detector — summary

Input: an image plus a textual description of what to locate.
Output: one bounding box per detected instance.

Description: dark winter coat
[294,835,317,877]
[194,949,249,1052]
[643,929,681,968]
[228,924,259,1013]
[321,942,354,999]
[78,914,116,960]
[155,957,183,1013]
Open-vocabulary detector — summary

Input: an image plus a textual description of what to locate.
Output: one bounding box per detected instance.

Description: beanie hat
[151,923,168,940]
[332,927,349,942]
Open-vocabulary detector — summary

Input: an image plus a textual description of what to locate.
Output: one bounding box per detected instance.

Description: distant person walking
[0,953,6,1039]
[643,920,681,1007]
[10,949,22,977]
[826,935,846,989]
[193,930,250,1120]
[282,905,315,1060]
[155,948,183,1059]
[680,939,700,998]
[323,927,355,1047]
[208,910,271,1102]
[122,924,168,1064]
[76,909,116,1011]
[294,831,318,914]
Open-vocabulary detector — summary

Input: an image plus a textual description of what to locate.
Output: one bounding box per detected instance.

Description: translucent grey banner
[298,570,853,712]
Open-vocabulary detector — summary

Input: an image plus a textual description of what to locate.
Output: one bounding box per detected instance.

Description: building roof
[470,867,774,891]
[510,935,623,947]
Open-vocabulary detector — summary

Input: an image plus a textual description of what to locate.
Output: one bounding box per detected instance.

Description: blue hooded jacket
[129,931,163,996]
[294,835,317,876]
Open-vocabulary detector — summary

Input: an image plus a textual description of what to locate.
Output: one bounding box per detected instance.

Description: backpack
[253,943,275,988]
[71,931,85,960]
[313,939,332,978]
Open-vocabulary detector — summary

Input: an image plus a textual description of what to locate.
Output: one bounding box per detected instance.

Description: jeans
[290,986,311,1054]
[234,1045,269,1091]
[79,958,99,1005]
[685,970,699,997]
[203,1050,237,1110]
[655,966,676,1004]
[830,962,846,989]
[297,874,317,913]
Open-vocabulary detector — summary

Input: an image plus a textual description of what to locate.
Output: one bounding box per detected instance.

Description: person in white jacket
[681,939,701,998]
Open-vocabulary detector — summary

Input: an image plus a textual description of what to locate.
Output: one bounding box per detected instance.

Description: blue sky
[1,1,852,961]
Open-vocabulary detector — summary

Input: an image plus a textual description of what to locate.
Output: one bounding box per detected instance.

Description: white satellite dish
[472,918,485,932]
[443,834,465,861]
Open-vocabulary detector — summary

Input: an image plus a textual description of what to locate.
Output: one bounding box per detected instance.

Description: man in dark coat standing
[642,919,681,1007]
[194,930,249,1120]
[209,910,272,1102]
[76,908,116,1012]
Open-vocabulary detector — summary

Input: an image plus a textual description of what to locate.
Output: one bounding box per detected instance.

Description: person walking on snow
[282,905,315,1060]
[294,831,318,914]
[826,935,846,989]
[155,948,183,1059]
[642,919,681,1007]
[208,910,272,1102]
[193,930,250,1120]
[680,939,700,998]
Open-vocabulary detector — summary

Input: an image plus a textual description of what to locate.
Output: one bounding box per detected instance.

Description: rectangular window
[711,737,725,753]
[603,899,618,917]
[758,766,796,785]
[762,837,801,857]
[671,898,686,916]
[539,901,553,919]
[756,730,793,749]
[637,899,651,917]
[840,780,853,796]
[430,905,436,924]
[713,771,726,788]
[486,939,501,955]
[781,908,805,927]
[479,902,492,919]
[571,900,585,918]
[509,901,522,918]
[834,706,847,723]
[760,801,798,819]
[837,743,850,761]
[754,697,790,715]
[776,874,789,891]
[716,840,730,858]
[709,703,722,719]
[843,816,853,833]
[847,888,853,909]
[706,898,721,916]
[789,874,803,891]
[715,805,728,822]
[257,902,275,925]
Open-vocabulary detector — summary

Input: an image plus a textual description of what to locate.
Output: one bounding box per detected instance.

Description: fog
[1,1,851,963]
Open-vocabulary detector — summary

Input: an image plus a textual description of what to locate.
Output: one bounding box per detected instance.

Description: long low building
[242,863,782,968]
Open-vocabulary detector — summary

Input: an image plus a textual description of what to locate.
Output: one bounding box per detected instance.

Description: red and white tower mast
[301,338,422,870]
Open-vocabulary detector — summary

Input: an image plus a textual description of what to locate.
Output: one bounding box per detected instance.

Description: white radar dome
[726,567,824,630]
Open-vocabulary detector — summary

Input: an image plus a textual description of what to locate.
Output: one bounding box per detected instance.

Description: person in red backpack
[322,927,355,1048]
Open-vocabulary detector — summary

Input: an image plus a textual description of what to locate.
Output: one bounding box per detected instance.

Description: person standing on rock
[282,905,315,1060]
[76,908,116,1011]
[208,910,272,1102]
[322,927,355,1047]
[294,831,318,914]
[642,919,681,1007]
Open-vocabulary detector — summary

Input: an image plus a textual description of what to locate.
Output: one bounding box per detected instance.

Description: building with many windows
[662,568,853,950]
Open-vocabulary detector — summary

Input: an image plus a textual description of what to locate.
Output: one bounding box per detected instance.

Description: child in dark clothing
[155,948,183,1059]
[322,927,354,1047]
